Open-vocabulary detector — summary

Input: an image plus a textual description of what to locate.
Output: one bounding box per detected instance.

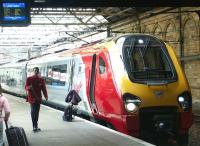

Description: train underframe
[102,106,193,145]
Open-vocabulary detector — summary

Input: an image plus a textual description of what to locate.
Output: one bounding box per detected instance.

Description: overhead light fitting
[34,0,46,3]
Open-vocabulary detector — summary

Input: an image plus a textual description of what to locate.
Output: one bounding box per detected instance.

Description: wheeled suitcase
[5,121,29,146]
[63,105,73,122]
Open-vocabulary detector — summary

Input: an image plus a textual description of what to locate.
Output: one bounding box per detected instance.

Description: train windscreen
[122,35,177,84]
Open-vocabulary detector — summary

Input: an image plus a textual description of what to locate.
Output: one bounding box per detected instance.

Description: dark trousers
[30,103,40,128]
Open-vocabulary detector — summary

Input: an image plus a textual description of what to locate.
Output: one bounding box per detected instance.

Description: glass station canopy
[0,8,108,64]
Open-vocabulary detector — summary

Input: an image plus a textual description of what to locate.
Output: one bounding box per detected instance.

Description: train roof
[0,33,164,67]
[27,33,162,63]
[0,60,28,68]
[27,53,69,65]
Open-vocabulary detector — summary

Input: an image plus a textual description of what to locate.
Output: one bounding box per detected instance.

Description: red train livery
[0,34,193,145]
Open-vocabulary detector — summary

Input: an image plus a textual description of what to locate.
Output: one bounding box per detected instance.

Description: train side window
[99,57,106,74]
[46,64,67,86]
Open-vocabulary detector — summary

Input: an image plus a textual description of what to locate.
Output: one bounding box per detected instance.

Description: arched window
[142,25,150,34]
[165,23,176,42]
[165,22,178,56]
[153,24,162,39]
[183,18,198,56]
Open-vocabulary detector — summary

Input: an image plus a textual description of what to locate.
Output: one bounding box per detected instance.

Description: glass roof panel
[0,8,108,64]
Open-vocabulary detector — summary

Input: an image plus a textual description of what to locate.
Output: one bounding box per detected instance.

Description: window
[46,64,67,86]
[122,35,177,83]
[99,57,106,74]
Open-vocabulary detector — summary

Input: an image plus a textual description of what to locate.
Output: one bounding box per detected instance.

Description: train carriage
[0,33,193,145]
[0,61,27,96]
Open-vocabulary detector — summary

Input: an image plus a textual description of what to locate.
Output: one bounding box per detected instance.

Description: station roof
[0,6,154,63]
[0,1,177,64]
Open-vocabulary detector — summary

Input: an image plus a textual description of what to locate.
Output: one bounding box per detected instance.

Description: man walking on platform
[25,67,48,132]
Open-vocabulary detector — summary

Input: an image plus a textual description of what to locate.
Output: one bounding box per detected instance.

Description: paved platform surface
[3,93,154,146]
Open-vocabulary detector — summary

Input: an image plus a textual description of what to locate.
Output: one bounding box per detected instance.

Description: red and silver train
[0,34,193,145]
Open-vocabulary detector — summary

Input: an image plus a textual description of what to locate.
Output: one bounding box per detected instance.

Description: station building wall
[110,7,200,102]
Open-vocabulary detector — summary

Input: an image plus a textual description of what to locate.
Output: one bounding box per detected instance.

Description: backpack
[63,105,73,122]
[65,90,81,105]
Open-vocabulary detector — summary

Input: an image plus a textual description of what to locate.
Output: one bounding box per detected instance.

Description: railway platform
[3,93,154,146]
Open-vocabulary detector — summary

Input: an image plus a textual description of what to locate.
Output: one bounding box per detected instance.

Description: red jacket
[25,75,48,103]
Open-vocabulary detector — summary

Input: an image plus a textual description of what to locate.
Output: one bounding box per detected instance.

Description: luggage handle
[5,121,12,129]
[5,121,8,129]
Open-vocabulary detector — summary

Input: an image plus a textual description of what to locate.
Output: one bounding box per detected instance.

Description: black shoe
[33,127,37,132]
[36,128,41,131]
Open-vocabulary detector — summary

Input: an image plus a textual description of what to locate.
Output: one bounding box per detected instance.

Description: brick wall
[111,7,200,101]
[185,60,200,101]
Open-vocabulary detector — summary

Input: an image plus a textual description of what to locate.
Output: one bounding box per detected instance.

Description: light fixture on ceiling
[34,0,46,3]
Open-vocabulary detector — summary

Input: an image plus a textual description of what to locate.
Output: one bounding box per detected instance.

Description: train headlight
[123,93,141,113]
[177,92,192,111]
[126,103,136,112]
[178,96,184,102]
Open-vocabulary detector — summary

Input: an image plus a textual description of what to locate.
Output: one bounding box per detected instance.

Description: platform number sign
[0,0,30,26]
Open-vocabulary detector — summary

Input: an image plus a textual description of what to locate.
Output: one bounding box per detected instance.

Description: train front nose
[139,107,177,139]
[153,115,174,134]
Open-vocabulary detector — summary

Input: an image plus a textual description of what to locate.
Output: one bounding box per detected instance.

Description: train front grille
[139,106,178,138]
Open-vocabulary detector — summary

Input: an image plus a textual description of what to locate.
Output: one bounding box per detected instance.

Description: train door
[94,53,109,114]
[94,52,120,115]
[89,54,98,114]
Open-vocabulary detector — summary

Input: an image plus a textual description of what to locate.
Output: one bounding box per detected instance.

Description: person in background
[25,67,48,132]
[0,84,10,146]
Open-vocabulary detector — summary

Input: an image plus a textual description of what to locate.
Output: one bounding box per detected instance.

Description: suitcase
[5,121,29,146]
[63,105,73,122]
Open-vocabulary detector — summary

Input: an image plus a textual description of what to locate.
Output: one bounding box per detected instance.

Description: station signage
[0,0,30,26]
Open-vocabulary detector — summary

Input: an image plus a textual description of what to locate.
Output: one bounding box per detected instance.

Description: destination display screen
[3,3,26,21]
[0,1,30,26]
